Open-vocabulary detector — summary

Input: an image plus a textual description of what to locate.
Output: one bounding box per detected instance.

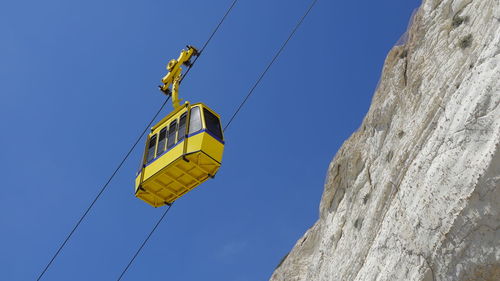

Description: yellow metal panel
[200,133,224,162]
[186,132,204,153]
[185,132,223,163]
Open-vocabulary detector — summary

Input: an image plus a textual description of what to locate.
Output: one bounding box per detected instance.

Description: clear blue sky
[0,0,421,280]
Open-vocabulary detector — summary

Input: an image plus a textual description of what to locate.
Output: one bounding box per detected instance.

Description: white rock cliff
[270,0,500,280]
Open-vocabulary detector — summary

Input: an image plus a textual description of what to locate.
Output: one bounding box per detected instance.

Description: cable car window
[157,127,167,156]
[167,120,178,149]
[188,106,202,134]
[146,134,157,163]
[178,112,187,142]
[203,109,223,141]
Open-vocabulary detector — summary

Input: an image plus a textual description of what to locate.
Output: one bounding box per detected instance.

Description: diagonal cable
[224,0,318,132]
[36,96,170,281]
[116,204,174,281]
[181,0,238,83]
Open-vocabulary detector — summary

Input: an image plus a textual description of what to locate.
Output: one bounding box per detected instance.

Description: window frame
[146,133,158,163]
[166,119,178,149]
[188,106,202,135]
[202,108,224,141]
[157,126,168,157]
[177,112,188,142]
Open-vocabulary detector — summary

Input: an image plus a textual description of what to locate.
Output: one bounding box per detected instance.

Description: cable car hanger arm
[159,45,199,109]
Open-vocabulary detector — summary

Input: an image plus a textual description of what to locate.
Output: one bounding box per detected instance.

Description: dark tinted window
[167,120,178,149]
[203,109,223,141]
[178,112,187,142]
[146,134,157,163]
[188,106,202,134]
[157,127,167,156]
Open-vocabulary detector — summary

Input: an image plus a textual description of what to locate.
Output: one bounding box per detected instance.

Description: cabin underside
[136,151,220,207]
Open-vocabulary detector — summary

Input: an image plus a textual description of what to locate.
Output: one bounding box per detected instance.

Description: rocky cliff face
[270,0,500,280]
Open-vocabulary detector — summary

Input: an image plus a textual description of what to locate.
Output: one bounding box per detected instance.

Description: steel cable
[180,0,239,83]
[116,204,174,281]
[224,0,318,132]
[36,96,171,281]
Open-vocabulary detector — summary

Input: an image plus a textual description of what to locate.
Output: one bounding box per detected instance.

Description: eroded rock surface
[270,0,500,280]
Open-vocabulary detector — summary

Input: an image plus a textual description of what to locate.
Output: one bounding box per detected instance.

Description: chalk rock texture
[270,0,500,280]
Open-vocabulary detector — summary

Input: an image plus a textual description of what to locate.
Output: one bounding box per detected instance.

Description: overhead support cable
[180,0,239,83]
[116,204,174,281]
[36,96,171,281]
[224,0,318,132]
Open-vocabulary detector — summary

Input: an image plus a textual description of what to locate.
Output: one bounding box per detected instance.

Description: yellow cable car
[135,46,224,207]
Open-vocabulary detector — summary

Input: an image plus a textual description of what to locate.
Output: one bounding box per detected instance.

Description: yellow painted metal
[159,46,198,110]
[135,103,224,207]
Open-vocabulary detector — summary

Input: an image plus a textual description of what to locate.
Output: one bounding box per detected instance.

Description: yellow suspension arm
[159,46,199,109]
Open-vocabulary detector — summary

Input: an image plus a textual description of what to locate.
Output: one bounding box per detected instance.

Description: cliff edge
[271,0,500,280]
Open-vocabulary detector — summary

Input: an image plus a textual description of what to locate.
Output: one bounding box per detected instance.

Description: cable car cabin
[135,102,224,207]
